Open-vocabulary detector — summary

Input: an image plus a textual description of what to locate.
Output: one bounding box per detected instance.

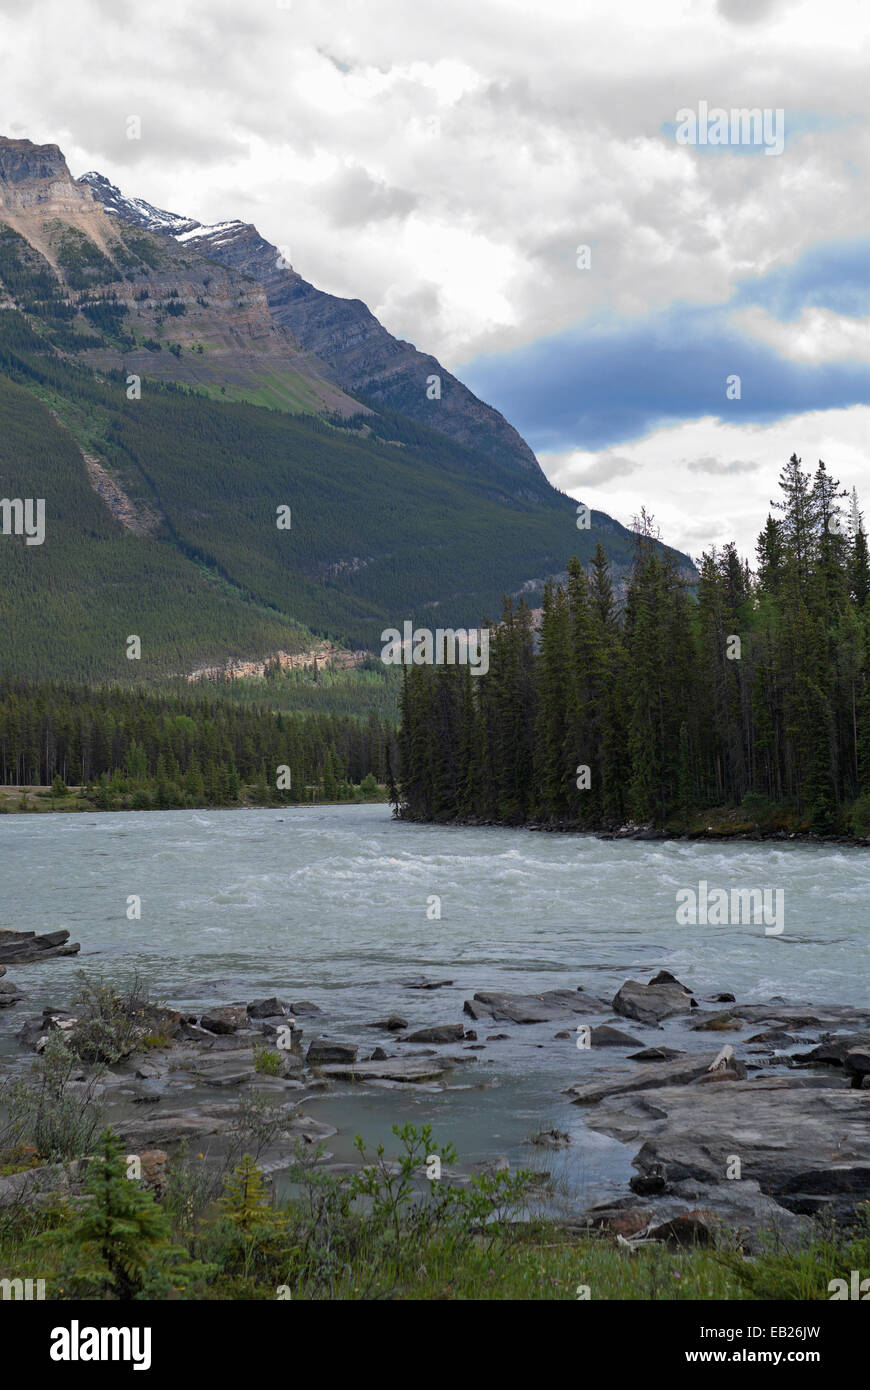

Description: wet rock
[406,1023,464,1044]
[370,1047,388,1061]
[629,1047,684,1062]
[400,977,454,990]
[845,1046,870,1089]
[530,1128,571,1150]
[464,1029,477,1041]
[554,1030,572,1039]
[731,1002,870,1031]
[746,1029,797,1046]
[200,1006,248,1035]
[318,1056,452,1083]
[591,1025,644,1047]
[612,977,698,1025]
[368,1015,408,1031]
[306,1040,358,1065]
[630,1165,668,1195]
[566,1051,744,1104]
[692,1014,744,1032]
[0,979,25,1006]
[792,1035,870,1067]
[0,928,80,964]
[247,997,288,1019]
[486,1033,509,1041]
[586,1076,870,1225]
[464,988,608,1025]
[289,1001,323,1016]
[17,1010,77,1049]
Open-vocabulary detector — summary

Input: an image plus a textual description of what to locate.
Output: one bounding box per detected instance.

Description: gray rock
[306,1040,358,1065]
[845,1046,870,1089]
[793,1035,870,1067]
[0,979,25,1006]
[289,1001,323,1016]
[247,997,288,1018]
[464,988,608,1025]
[612,977,698,1025]
[0,928,80,964]
[318,1056,451,1082]
[367,1015,409,1031]
[566,1051,742,1104]
[406,1023,465,1044]
[585,1076,870,1226]
[200,1006,248,1035]
[531,1128,571,1150]
[628,1047,684,1062]
[590,1025,644,1047]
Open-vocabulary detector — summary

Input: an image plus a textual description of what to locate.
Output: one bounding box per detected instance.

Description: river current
[2,804,866,1203]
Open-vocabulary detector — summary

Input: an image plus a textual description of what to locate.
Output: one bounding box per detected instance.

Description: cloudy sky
[1,0,868,560]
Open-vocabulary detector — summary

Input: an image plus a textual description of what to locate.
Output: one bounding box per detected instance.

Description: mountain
[79,171,552,498]
[0,137,691,686]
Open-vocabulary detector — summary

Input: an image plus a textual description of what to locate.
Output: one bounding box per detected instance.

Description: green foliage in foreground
[1,1120,866,1301]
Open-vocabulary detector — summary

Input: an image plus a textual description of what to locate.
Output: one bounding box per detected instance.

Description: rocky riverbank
[1,964,868,1252]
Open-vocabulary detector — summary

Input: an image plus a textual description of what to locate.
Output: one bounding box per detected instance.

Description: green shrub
[253,1046,282,1076]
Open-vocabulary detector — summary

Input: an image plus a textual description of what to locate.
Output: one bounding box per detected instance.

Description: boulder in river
[0,978,25,1006]
[590,1025,644,1047]
[612,976,698,1025]
[406,1023,464,1044]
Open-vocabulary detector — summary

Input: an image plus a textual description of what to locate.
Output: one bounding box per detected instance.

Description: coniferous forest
[397,456,870,836]
[0,679,395,808]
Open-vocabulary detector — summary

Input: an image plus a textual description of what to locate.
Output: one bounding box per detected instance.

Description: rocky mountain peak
[0,135,93,214]
[78,169,201,235]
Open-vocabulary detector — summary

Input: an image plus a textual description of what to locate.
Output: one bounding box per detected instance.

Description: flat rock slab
[399,977,454,990]
[318,1056,455,1082]
[463,988,609,1024]
[566,1051,734,1104]
[731,1002,870,1031]
[0,929,79,963]
[583,1076,870,1219]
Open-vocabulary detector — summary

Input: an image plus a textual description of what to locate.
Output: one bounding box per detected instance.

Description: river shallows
[1,804,865,1201]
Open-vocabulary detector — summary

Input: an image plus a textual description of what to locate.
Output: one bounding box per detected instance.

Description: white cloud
[542,406,870,560]
[0,0,867,366]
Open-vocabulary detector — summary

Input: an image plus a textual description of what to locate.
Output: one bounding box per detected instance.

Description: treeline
[0,679,395,807]
[398,456,870,834]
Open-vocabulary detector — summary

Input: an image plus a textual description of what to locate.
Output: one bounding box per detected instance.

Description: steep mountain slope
[80,171,553,499]
[0,140,360,417]
[0,137,692,685]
